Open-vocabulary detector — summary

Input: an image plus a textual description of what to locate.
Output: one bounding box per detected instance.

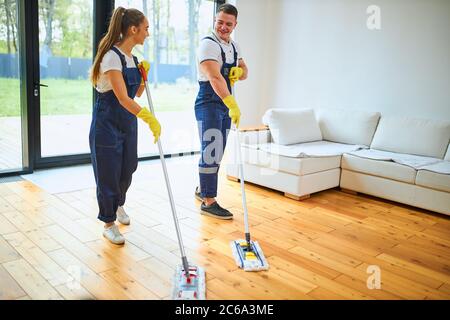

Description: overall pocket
[94,113,118,148]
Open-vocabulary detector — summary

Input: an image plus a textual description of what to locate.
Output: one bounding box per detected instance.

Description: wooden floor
[1,171,450,300]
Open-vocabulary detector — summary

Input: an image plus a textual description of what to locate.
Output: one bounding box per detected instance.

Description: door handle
[33,83,48,97]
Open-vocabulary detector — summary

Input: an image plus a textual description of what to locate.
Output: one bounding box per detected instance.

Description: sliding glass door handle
[33,83,48,97]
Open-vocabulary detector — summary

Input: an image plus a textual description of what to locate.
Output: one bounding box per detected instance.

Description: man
[194,3,248,220]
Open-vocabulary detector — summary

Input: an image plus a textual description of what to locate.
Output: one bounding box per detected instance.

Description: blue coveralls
[89,47,141,223]
[195,36,238,199]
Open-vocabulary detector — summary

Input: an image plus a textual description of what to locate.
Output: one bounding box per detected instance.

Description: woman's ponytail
[90,7,144,86]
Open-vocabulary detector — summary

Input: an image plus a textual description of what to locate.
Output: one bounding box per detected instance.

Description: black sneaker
[194,186,202,201]
[200,202,234,220]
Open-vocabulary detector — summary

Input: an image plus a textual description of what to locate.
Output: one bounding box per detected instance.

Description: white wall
[235,0,450,125]
[233,0,280,127]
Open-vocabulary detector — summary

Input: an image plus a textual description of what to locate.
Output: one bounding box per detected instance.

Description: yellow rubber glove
[136,107,161,143]
[138,60,150,83]
[222,95,241,128]
[229,66,243,87]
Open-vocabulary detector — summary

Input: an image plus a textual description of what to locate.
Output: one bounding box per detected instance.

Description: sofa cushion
[371,116,450,159]
[263,108,322,145]
[341,153,417,184]
[416,165,450,193]
[316,108,381,146]
[256,141,365,158]
[418,161,450,174]
[445,144,450,161]
[243,147,341,176]
[347,148,440,170]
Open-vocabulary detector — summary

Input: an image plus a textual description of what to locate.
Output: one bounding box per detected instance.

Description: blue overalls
[89,47,141,223]
[195,36,238,198]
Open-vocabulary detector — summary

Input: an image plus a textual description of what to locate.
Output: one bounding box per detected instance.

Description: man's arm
[200,59,241,126]
[238,58,248,81]
[200,60,231,99]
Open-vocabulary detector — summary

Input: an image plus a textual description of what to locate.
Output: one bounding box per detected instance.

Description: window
[115,0,215,156]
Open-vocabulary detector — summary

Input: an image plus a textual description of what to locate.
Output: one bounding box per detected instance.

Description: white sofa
[226,108,450,215]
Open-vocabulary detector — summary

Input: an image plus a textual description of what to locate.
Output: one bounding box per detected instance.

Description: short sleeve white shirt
[96,46,138,93]
[197,32,242,82]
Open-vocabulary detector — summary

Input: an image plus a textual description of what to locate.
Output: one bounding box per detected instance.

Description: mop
[229,82,269,272]
[138,63,206,300]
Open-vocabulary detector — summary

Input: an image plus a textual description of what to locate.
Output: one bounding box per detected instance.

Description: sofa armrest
[233,125,271,145]
[238,125,269,132]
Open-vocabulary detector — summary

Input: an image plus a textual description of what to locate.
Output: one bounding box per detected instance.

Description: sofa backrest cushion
[371,116,450,159]
[315,108,381,146]
[262,108,322,145]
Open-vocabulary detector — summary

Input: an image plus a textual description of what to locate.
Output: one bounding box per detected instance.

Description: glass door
[38,0,94,158]
[0,0,24,173]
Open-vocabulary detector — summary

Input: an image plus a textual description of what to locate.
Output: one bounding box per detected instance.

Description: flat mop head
[230,239,269,271]
[172,265,206,300]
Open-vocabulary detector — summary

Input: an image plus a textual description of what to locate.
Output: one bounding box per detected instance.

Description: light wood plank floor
[1,169,449,300]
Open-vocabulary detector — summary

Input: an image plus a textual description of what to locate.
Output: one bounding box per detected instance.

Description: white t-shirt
[96,46,138,93]
[197,32,242,82]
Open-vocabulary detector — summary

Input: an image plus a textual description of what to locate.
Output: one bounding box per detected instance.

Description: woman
[89,7,160,245]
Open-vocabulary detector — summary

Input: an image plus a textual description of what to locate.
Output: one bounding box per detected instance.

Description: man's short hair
[217,3,238,18]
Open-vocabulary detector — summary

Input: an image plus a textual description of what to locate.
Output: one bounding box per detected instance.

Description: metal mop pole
[235,127,251,246]
[231,86,251,247]
[140,67,190,278]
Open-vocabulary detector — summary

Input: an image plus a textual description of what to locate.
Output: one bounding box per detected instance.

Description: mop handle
[231,86,250,239]
[139,66,190,275]
[234,128,250,237]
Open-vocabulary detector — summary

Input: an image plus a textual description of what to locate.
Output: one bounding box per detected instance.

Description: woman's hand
[138,60,150,83]
[136,107,161,143]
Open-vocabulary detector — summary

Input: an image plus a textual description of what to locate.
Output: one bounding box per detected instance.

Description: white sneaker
[103,224,125,245]
[117,206,130,225]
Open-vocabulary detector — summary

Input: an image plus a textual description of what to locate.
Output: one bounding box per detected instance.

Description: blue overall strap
[202,36,238,67]
[132,55,140,69]
[202,36,226,65]
[231,42,238,67]
[110,46,141,70]
[110,46,127,71]
[109,47,141,98]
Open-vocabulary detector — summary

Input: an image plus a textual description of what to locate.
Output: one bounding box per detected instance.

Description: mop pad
[231,239,269,271]
[172,265,206,300]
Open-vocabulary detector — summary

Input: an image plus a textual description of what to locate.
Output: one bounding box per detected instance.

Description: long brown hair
[90,7,145,85]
